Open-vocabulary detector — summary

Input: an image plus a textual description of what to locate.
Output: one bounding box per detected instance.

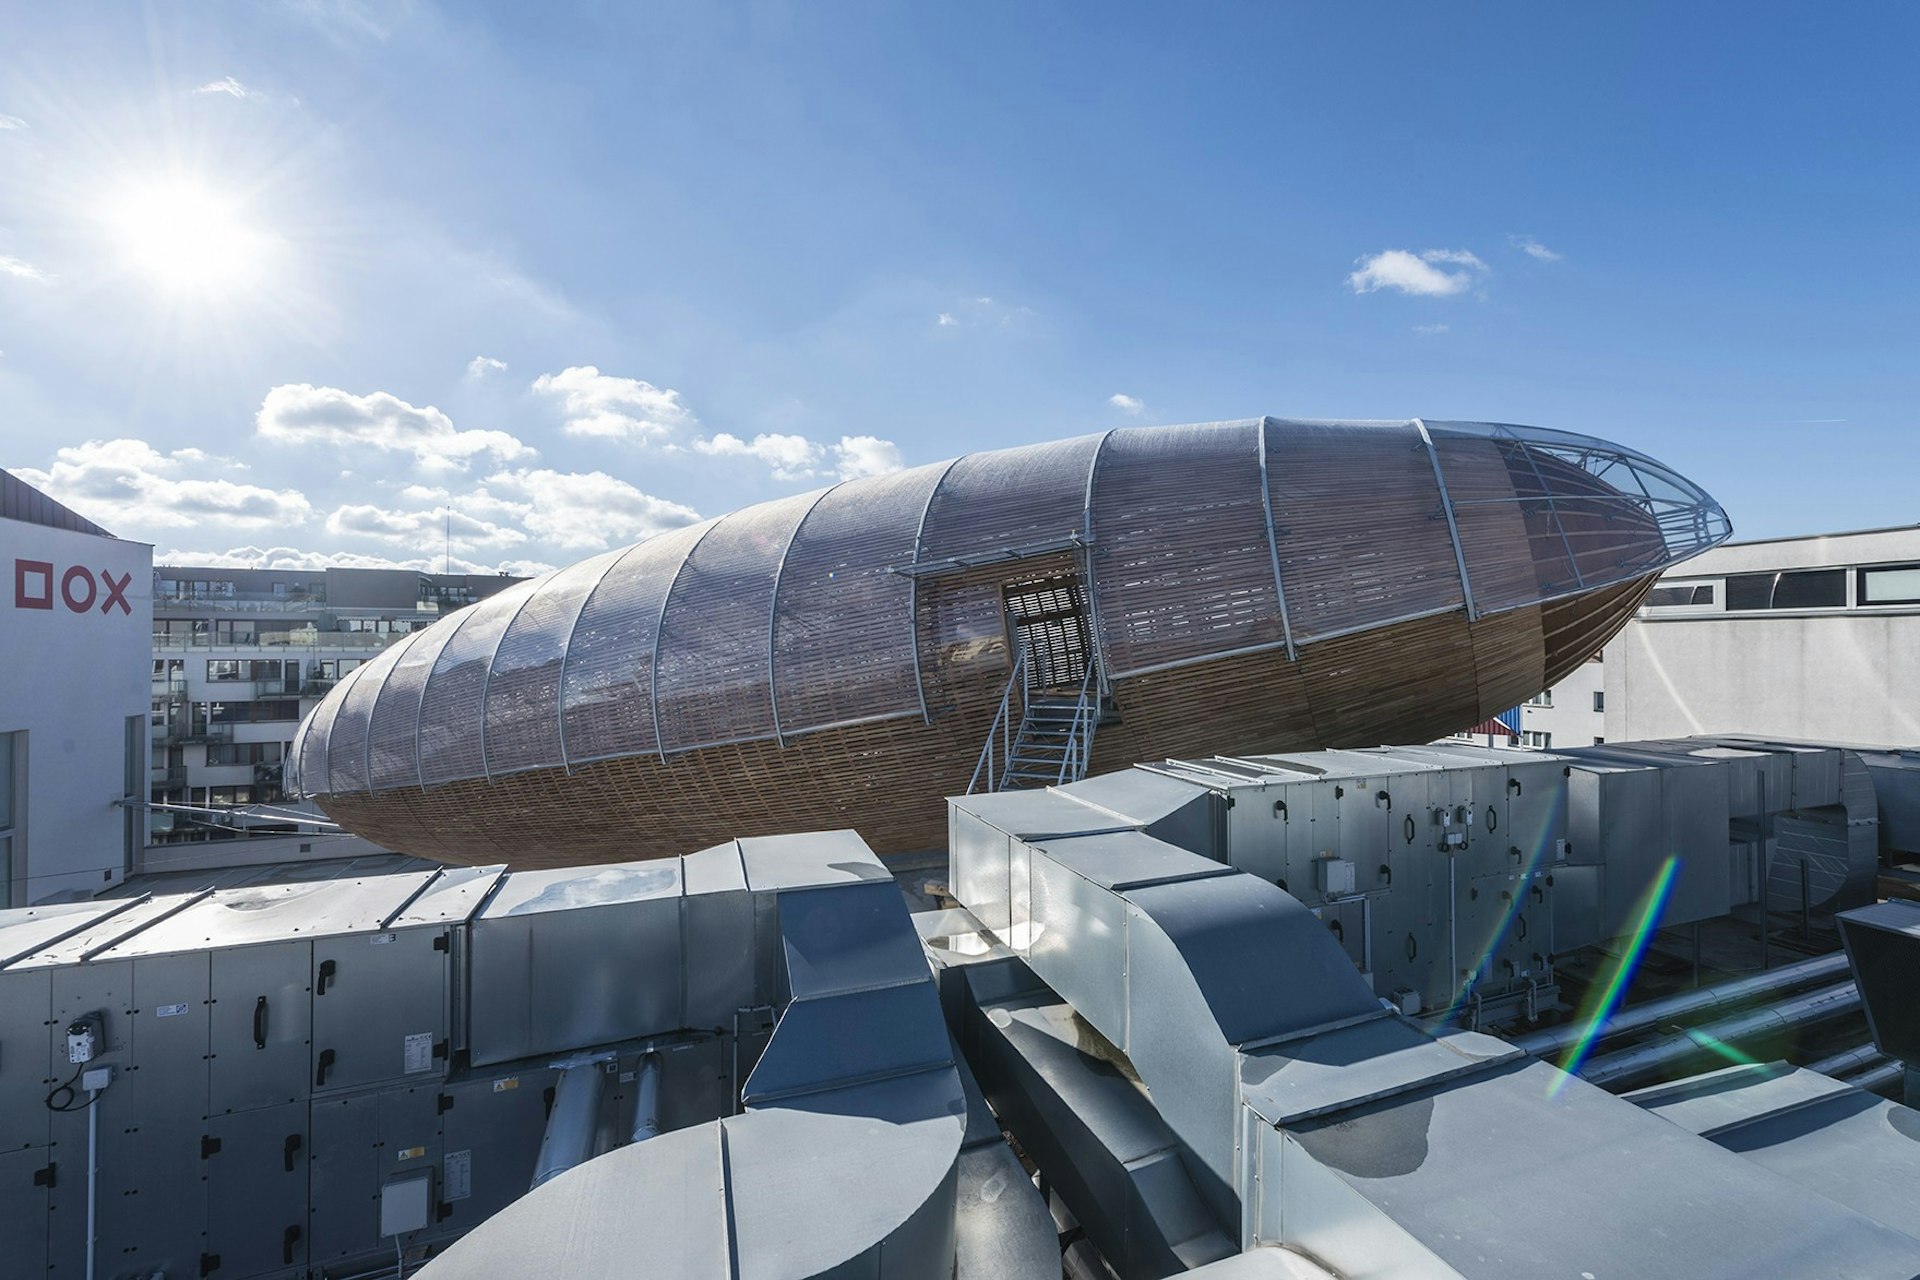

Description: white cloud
[16,439,312,531]
[478,469,702,550]
[832,436,904,480]
[1108,393,1145,415]
[531,365,695,442]
[154,545,556,576]
[466,355,507,379]
[256,383,533,472]
[194,76,264,100]
[1348,248,1488,297]
[1,254,49,282]
[936,313,957,327]
[1509,235,1564,263]
[1413,323,1450,335]
[324,502,527,549]
[693,432,904,482]
[694,432,825,481]
[0,114,25,130]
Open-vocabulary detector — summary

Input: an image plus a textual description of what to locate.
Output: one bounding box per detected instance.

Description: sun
[105,176,274,300]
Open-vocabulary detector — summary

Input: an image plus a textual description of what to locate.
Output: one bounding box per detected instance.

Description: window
[1724,569,1846,611]
[207,700,301,724]
[1859,565,1920,606]
[1526,691,1553,708]
[1592,691,1605,713]
[1594,736,1606,745]
[1646,583,1716,608]
[206,742,284,767]
[214,619,258,645]
[318,658,366,679]
[0,731,17,908]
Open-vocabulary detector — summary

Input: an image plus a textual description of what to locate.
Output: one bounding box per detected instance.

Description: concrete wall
[0,518,152,903]
[1607,612,1920,746]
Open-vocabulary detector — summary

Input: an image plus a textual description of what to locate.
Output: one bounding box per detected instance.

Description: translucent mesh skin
[1425,421,1727,614]
[323,639,408,794]
[560,521,715,764]
[482,549,626,777]
[1266,420,1464,640]
[368,614,466,791]
[1089,421,1287,675]
[772,462,947,734]
[417,580,540,787]
[295,669,348,795]
[654,492,821,753]
[286,714,309,795]
[917,434,1104,563]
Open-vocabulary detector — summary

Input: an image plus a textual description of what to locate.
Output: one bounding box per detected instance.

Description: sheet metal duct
[1576,982,1863,1091]
[946,785,1920,1276]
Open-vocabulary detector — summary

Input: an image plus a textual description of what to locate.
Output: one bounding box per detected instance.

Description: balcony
[153,722,233,745]
[300,678,337,696]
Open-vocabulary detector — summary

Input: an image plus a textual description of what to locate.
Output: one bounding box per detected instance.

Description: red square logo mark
[13,559,54,609]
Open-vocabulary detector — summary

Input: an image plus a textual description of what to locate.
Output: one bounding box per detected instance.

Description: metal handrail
[1056,661,1101,786]
[967,645,1029,794]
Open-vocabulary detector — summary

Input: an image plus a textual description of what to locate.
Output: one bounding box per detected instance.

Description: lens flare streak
[1549,855,1680,1094]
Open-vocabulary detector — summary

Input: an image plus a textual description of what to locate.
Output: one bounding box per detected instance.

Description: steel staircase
[967,647,1101,794]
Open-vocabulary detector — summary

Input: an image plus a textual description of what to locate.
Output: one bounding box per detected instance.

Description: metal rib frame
[1255,417,1299,661]
[1414,417,1479,622]
[907,455,965,724]
[552,546,640,776]
[648,519,723,762]
[766,483,841,747]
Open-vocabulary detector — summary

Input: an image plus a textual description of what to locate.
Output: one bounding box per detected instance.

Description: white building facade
[1603,525,1920,746]
[0,471,152,905]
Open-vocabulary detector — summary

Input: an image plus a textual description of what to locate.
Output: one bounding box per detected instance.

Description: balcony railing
[153,629,413,652]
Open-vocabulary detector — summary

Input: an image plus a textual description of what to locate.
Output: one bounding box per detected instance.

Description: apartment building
[150,565,522,843]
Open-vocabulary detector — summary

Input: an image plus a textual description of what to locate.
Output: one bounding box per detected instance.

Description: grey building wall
[1604,526,1920,747]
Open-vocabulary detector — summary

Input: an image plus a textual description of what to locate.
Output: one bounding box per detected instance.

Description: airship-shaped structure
[290,418,1729,865]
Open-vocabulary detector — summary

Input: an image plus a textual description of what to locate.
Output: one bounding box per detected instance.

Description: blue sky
[1,2,1913,572]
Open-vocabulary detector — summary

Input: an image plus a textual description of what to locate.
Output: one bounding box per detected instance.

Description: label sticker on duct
[370,932,397,946]
[491,1077,519,1093]
[154,1003,188,1018]
[396,1146,426,1163]
[444,1150,472,1201]
[403,1033,434,1073]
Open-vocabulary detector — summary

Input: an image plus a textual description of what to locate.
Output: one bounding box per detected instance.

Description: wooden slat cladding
[318,583,1639,865]
[1267,421,1463,640]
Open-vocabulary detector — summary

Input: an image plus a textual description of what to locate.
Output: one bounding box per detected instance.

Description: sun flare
[106,177,273,299]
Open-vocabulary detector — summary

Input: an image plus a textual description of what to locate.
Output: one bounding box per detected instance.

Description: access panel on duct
[311,926,449,1095]
[206,1100,311,1276]
[210,939,313,1114]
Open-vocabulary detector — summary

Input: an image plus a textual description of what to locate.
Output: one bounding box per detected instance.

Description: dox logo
[13,559,134,616]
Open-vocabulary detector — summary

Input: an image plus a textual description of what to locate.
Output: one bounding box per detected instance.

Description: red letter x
[99,570,133,616]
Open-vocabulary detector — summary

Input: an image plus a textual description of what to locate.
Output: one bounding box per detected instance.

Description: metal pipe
[631,1053,662,1143]
[1510,951,1850,1059]
[1805,1043,1889,1080]
[1843,1059,1906,1095]
[86,1083,99,1280]
[1579,981,1862,1091]
[531,1061,608,1189]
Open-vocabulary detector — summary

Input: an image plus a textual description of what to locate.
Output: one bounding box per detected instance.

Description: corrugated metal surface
[0,468,112,537]
[1090,420,1286,675]
[653,492,819,753]
[772,463,944,735]
[1266,420,1462,640]
[558,521,714,764]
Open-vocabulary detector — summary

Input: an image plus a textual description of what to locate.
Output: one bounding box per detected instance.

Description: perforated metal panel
[417,580,539,786]
[324,640,408,795]
[483,549,626,777]
[917,434,1102,564]
[368,619,464,792]
[771,463,946,735]
[559,521,715,765]
[654,492,821,753]
[1089,421,1285,675]
[1263,419,1463,640]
